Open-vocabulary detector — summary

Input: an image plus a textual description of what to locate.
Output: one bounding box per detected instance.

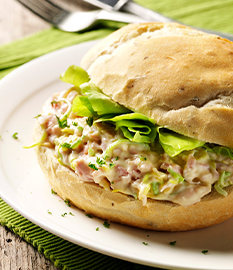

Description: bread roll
[81,22,233,148]
[34,23,233,231]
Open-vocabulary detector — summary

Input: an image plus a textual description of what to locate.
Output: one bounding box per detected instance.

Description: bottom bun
[34,123,233,231]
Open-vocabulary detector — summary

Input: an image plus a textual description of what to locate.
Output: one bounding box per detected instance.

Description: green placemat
[0,1,233,269]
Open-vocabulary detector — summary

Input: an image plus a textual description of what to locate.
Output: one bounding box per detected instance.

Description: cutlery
[83,0,233,41]
[83,0,173,22]
[17,0,146,32]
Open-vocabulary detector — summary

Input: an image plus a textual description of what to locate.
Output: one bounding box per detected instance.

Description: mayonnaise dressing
[38,88,233,206]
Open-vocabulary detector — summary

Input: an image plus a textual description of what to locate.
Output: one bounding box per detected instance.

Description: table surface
[0,1,94,269]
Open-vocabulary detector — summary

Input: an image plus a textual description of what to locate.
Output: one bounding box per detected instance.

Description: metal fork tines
[18,0,69,25]
[17,0,145,32]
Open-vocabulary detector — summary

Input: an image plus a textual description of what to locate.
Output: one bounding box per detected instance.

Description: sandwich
[33,22,233,231]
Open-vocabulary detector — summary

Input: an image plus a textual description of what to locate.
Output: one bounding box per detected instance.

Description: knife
[82,0,233,41]
[83,0,173,22]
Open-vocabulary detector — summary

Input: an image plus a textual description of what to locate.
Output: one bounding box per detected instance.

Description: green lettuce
[72,95,96,117]
[72,82,130,116]
[157,128,205,157]
[60,65,90,87]
[59,65,218,157]
[97,113,157,144]
[204,144,233,160]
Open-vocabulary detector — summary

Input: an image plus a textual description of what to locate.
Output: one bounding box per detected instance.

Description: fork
[17,0,233,41]
[84,0,233,41]
[17,0,146,32]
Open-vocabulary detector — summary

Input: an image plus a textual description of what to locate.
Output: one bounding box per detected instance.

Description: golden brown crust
[81,22,233,148]
[34,122,233,231]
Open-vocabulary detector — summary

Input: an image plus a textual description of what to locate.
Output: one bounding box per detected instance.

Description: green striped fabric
[0,199,151,270]
[0,0,232,269]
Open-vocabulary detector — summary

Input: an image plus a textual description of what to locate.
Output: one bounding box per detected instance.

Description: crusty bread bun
[35,23,233,231]
[81,22,233,148]
[35,122,233,231]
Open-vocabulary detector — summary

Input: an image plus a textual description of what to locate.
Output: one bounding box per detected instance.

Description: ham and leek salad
[34,65,233,206]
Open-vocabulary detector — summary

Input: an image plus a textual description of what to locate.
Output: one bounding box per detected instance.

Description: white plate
[0,40,233,270]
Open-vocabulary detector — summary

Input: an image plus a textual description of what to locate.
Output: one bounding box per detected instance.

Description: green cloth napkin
[0,0,233,269]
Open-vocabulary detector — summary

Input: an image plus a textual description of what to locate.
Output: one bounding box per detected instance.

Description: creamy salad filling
[36,80,233,207]
[31,66,233,207]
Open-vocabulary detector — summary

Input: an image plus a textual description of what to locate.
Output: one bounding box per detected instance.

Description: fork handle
[122,1,174,23]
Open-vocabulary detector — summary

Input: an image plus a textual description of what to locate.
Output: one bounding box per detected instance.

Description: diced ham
[38,87,233,207]
[75,159,94,182]
[115,165,128,177]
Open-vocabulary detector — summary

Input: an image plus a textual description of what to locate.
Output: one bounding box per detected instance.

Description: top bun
[81,23,233,148]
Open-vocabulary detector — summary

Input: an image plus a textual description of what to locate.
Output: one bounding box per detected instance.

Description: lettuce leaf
[204,144,233,159]
[60,65,90,87]
[157,128,205,157]
[59,65,210,157]
[97,113,157,144]
[72,95,96,117]
[72,82,130,116]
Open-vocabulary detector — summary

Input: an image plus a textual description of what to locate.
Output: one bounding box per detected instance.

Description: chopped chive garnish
[64,199,71,207]
[86,116,93,127]
[61,212,67,217]
[69,212,74,216]
[103,221,110,228]
[33,114,41,118]
[88,163,98,171]
[56,115,69,128]
[169,241,177,246]
[139,156,147,161]
[109,163,115,169]
[96,157,106,167]
[61,142,72,149]
[12,132,18,139]
[51,189,57,194]
[47,210,52,215]
[96,227,99,231]
[86,214,93,218]
[202,250,208,254]
[142,242,148,245]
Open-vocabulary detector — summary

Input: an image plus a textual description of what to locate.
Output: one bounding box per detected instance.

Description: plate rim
[0,40,233,270]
